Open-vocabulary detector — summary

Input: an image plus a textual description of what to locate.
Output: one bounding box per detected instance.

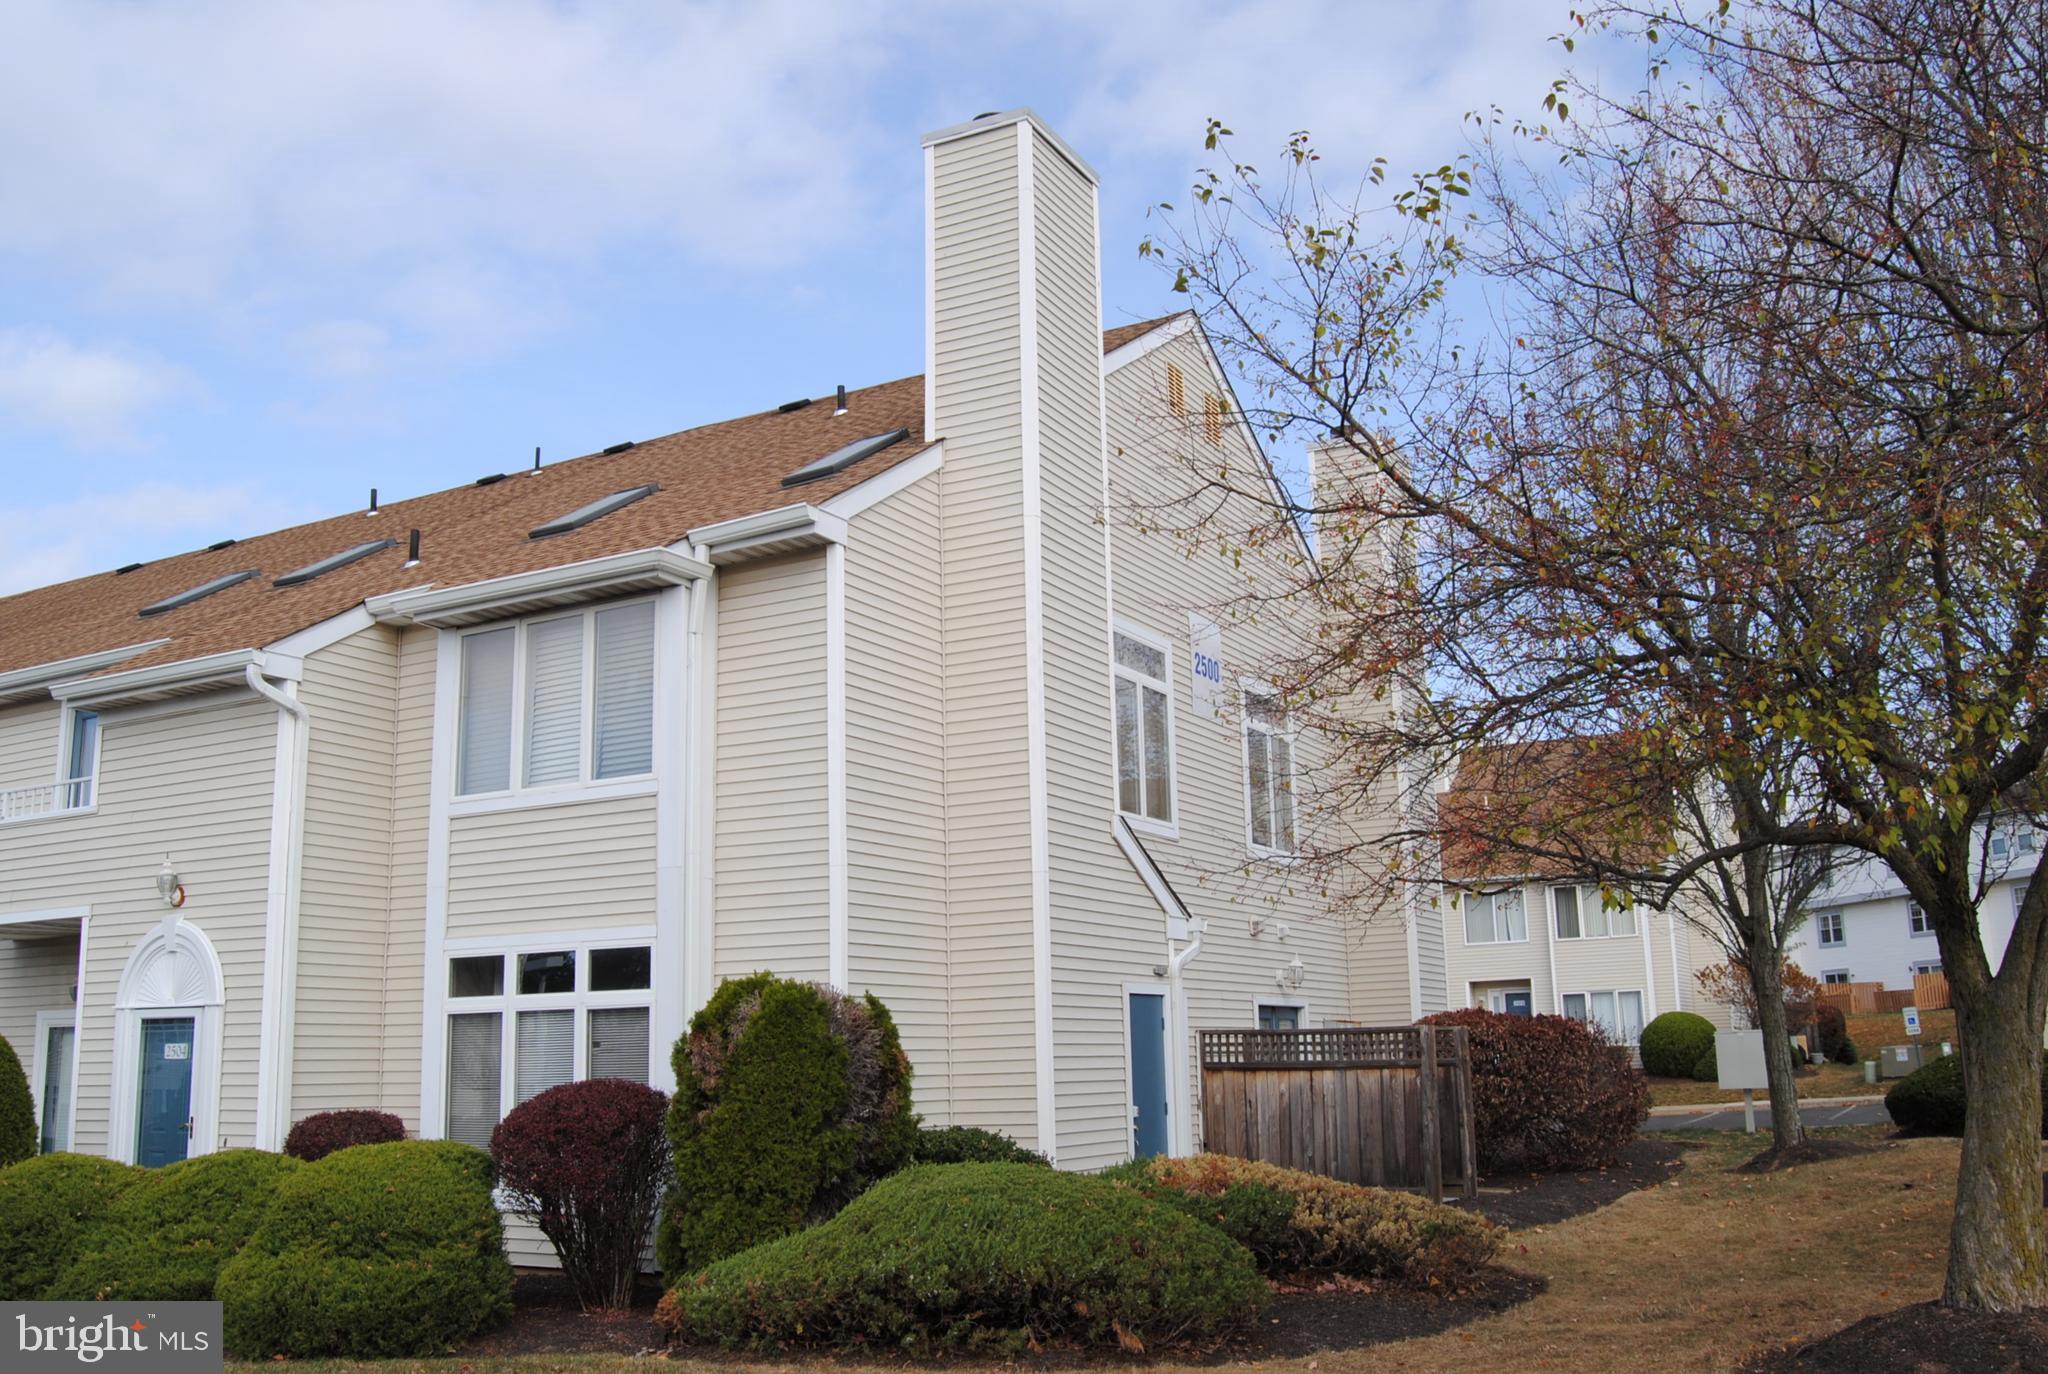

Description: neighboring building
[0,110,1428,1233]
[1786,824,2037,992]
[1432,742,1732,1043]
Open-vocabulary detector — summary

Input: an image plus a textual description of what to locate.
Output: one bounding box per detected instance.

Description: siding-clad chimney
[923,111,1108,1159]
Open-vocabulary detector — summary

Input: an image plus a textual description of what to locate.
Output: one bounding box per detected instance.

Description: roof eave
[365,546,713,629]
[0,639,171,706]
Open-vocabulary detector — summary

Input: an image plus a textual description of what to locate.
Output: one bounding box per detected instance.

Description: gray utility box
[1880,1044,1927,1079]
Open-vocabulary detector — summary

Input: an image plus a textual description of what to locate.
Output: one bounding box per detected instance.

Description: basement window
[138,569,259,618]
[528,485,659,540]
[274,539,397,587]
[781,429,910,487]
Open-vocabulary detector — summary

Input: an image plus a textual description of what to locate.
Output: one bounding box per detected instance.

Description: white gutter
[365,547,710,628]
[1167,919,1205,1157]
[246,663,311,1152]
[50,648,295,710]
[0,639,169,705]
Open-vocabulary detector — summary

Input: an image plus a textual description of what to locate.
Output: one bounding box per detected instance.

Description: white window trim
[1907,903,1935,939]
[48,707,101,816]
[1817,910,1846,947]
[30,1008,76,1152]
[1559,987,1648,1044]
[442,932,659,1140]
[1239,677,1299,860]
[1252,996,1309,1030]
[108,919,225,1166]
[1550,884,1638,941]
[1821,969,1852,985]
[1481,985,1534,1015]
[1909,960,1943,977]
[1459,887,1530,946]
[451,597,658,805]
[1110,618,1178,838]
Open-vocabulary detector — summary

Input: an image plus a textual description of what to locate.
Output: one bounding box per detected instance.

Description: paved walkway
[1642,1096,1891,1132]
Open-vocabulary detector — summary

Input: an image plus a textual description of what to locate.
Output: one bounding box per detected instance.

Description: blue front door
[136,1017,195,1167]
[1503,991,1533,1018]
[1128,992,1169,1159]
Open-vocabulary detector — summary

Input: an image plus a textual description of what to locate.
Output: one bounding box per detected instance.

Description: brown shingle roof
[0,316,1185,680]
[1439,737,1676,882]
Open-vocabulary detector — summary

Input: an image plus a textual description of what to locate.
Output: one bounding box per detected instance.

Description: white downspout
[1166,919,1205,1156]
[247,662,310,1152]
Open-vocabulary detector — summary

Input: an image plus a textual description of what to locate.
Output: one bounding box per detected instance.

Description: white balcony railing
[0,778,92,824]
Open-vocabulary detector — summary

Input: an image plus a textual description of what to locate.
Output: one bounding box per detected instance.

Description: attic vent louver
[114,562,144,576]
[139,569,259,618]
[274,538,398,588]
[528,483,659,540]
[601,441,636,455]
[780,428,910,488]
[206,538,238,551]
[777,397,813,413]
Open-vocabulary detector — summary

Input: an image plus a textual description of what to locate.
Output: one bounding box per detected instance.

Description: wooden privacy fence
[1197,1025,1477,1203]
[1819,982,1920,1016]
[1913,971,1951,1011]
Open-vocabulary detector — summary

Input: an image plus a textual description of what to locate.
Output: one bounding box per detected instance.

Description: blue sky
[0,0,1586,595]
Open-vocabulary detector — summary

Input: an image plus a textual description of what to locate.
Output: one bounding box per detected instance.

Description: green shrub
[658,973,915,1277]
[1884,1051,2048,1138]
[1691,1040,1719,1081]
[0,1154,144,1299]
[1814,1003,1854,1064]
[1837,1036,1860,1066]
[217,1140,511,1358]
[0,1036,35,1167]
[49,1149,298,1302]
[660,1163,1264,1353]
[1108,1154,1500,1288]
[911,1124,1049,1167]
[1639,1011,1716,1078]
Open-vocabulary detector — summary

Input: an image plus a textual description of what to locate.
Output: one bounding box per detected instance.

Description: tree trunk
[1944,987,2048,1310]
[1747,954,1807,1152]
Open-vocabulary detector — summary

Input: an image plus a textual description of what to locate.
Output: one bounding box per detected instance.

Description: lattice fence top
[1200,1025,1462,1068]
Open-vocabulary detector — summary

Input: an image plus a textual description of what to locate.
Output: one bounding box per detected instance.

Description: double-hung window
[1561,989,1646,1044]
[1245,693,1297,854]
[1817,911,1845,947]
[455,600,657,798]
[1112,627,1174,826]
[60,709,98,809]
[444,942,654,1149]
[1551,885,1636,940]
[1463,889,1526,944]
[1908,904,1933,937]
[1822,969,1851,986]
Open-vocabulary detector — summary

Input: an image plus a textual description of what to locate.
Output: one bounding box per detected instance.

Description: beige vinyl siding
[0,934,79,1109]
[713,552,828,984]
[381,627,433,1127]
[929,121,1040,1146]
[1099,330,1377,1158]
[292,625,400,1120]
[0,699,60,791]
[1446,882,1555,1012]
[446,793,657,939]
[844,476,953,1118]
[0,694,276,1155]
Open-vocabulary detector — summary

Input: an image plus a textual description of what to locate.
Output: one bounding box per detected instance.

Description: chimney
[922,110,1107,1161]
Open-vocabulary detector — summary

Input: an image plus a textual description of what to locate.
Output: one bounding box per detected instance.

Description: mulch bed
[1464,1136,1691,1228]
[467,1266,1543,1363]
[1741,1301,2048,1373]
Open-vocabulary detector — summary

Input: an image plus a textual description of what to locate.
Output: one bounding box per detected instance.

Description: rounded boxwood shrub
[1639,1011,1716,1078]
[282,1108,405,1162]
[1108,1153,1500,1288]
[0,1154,144,1299]
[1814,1004,1855,1064]
[48,1149,299,1302]
[658,973,915,1277]
[217,1139,512,1358]
[911,1123,1049,1167]
[1419,1009,1649,1172]
[1884,1052,2048,1138]
[492,1078,670,1311]
[0,1036,36,1168]
[1691,1039,1719,1081]
[659,1163,1264,1353]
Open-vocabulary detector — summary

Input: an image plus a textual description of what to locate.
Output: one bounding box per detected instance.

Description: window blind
[515,1010,574,1104]
[1272,735,1297,849]
[593,602,656,779]
[1114,678,1142,813]
[457,629,515,795]
[523,616,585,786]
[446,1012,503,1149]
[40,1024,73,1153]
[588,1007,651,1083]
[1248,731,1273,847]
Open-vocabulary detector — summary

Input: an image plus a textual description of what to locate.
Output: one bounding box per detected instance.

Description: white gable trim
[1099,313,1195,374]
[819,443,944,522]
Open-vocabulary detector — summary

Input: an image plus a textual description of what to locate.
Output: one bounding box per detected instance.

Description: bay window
[1112,627,1174,826]
[1245,693,1297,854]
[455,599,657,798]
[443,940,654,1149]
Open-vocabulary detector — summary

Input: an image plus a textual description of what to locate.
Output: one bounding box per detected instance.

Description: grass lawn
[1847,1006,1957,1057]
[230,1126,2000,1374]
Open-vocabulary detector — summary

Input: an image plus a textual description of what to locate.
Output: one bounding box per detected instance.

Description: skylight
[274,539,398,588]
[528,484,659,540]
[780,429,911,488]
[138,569,259,618]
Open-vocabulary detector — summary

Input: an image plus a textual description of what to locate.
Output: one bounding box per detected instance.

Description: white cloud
[0,482,316,596]
[0,330,187,447]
